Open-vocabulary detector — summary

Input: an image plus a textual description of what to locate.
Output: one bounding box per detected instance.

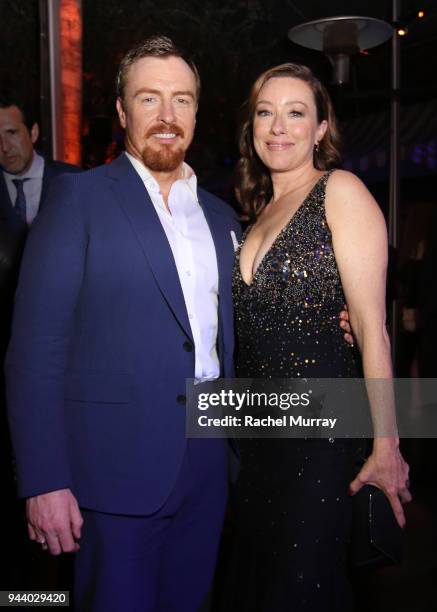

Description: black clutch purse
[350,484,403,568]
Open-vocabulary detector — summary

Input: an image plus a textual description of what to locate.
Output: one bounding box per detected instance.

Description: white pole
[46,0,62,160]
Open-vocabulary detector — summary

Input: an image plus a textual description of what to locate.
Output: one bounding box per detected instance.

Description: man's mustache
[146,123,184,138]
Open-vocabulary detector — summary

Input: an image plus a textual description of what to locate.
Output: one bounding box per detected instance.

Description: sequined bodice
[233,170,358,378]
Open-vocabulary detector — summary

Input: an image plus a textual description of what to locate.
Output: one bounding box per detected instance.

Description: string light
[394,8,426,35]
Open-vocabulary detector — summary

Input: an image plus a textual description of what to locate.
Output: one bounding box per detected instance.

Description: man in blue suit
[6,36,240,611]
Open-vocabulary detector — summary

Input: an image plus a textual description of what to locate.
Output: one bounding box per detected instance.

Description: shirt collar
[2,150,44,182]
[125,151,198,197]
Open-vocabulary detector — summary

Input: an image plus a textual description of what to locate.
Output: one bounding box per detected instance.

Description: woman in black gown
[229,63,411,611]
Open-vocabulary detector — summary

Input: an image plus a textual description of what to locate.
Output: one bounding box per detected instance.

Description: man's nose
[158,100,176,125]
[0,136,10,153]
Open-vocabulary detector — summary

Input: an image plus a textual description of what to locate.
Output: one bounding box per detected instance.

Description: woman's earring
[314,142,320,152]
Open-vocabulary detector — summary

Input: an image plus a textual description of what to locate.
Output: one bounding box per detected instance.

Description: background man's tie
[12,178,30,224]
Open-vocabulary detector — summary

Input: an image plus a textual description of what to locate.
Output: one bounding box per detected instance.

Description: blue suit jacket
[6,153,241,515]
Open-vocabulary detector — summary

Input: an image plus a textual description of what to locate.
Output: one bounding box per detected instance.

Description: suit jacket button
[177,394,186,405]
[183,341,193,352]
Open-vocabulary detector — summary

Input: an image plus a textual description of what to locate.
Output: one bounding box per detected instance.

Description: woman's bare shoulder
[327,169,370,196]
[326,169,381,219]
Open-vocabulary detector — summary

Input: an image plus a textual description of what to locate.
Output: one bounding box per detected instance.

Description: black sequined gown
[229,171,364,612]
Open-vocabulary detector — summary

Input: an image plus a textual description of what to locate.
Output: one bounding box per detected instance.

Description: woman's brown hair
[235,63,341,222]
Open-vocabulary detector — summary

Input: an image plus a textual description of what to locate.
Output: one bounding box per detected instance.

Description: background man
[0,93,80,360]
[0,93,80,352]
[0,93,79,589]
[6,37,240,611]
[0,94,79,233]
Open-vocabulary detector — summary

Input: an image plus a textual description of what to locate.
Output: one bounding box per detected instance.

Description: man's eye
[176,98,190,105]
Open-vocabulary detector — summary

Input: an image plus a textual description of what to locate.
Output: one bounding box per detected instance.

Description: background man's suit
[6,153,241,609]
[0,157,79,355]
[0,157,79,237]
[0,155,79,590]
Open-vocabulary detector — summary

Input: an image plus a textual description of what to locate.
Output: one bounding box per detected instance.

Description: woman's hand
[349,440,412,528]
[339,304,354,345]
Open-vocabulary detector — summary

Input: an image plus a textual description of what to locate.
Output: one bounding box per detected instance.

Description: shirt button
[188,314,194,320]
[177,394,186,406]
[186,270,191,276]
[183,341,193,352]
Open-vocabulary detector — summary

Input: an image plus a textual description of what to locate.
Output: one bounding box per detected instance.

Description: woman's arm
[325,169,411,527]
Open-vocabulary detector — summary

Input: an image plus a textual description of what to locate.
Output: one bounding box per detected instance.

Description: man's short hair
[115,34,201,102]
[0,92,37,131]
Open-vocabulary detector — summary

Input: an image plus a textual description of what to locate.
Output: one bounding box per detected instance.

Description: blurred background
[2,0,436,198]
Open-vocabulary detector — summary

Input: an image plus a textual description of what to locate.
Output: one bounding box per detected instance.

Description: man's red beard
[141,123,187,172]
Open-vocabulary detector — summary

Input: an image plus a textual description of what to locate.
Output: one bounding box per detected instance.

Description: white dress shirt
[3,151,44,225]
[126,152,220,381]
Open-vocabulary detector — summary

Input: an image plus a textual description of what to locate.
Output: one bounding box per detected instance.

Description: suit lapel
[199,193,236,372]
[108,155,194,343]
[40,159,52,207]
[0,172,13,217]
[200,196,234,318]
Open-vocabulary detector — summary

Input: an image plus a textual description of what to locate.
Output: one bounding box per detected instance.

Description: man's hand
[26,488,83,555]
[339,304,354,346]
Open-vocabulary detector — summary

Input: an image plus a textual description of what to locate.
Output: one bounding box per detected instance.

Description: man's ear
[116,97,126,128]
[30,122,39,145]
